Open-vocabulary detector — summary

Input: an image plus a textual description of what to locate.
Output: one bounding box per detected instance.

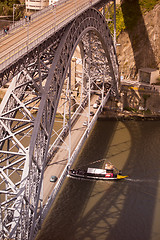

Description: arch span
[0,7,119,240]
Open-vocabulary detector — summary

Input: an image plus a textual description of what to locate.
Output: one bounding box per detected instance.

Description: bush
[0,4,3,15]
[107,0,160,37]
[139,0,160,12]
[0,0,23,17]
[123,107,138,112]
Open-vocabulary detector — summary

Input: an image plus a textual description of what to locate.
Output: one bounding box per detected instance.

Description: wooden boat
[68,163,128,181]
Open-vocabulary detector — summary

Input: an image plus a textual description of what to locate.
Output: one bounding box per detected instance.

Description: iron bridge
[0,0,119,239]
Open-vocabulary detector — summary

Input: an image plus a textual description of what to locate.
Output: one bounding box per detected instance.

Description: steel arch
[0,7,119,240]
[30,7,119,157]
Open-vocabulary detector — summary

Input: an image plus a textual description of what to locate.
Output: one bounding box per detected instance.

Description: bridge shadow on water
[121,0,157,73]
[37,120,160,240]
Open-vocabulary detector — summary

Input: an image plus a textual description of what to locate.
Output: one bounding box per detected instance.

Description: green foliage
[107,6,125,37]
[123,106,138,112]
[139,0,160,12]
[14,6,25,20]
[4,0,20,8]
[116,7,125,36]
[107,0,160,37]
[0,0,24,18]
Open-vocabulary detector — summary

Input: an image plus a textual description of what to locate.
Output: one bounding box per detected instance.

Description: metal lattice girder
[0,6,118,240]
[0,0,118,88]
[0,71,40,239]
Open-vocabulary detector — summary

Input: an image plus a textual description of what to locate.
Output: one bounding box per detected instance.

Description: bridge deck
[43,94,98,203]
[0,0,101,72]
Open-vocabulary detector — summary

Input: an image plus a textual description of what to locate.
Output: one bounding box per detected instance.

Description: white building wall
[26,0,49,11]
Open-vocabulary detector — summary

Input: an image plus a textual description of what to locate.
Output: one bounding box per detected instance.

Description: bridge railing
[0,0,68,38]
[0,0,101,72]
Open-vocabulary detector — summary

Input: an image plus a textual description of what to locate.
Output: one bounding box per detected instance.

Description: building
[138,68,159,84]
[25,0,59,11]
[25,0,49,11]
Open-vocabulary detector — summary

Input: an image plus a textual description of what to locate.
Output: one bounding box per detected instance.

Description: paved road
[43,94,98,203]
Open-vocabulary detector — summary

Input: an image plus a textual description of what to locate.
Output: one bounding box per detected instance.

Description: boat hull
[68,171,128,181]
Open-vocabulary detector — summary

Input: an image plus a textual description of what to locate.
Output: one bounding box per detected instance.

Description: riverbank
[99,107,160,121]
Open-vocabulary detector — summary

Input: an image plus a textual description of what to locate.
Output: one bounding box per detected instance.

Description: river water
[36,119,160,240]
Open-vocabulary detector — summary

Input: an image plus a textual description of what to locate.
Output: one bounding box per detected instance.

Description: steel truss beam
[0,6,118,240]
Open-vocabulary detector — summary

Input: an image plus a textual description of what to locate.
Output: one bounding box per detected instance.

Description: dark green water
[37,120,160,240]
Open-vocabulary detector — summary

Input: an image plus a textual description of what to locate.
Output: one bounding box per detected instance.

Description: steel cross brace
[0,6,119,239]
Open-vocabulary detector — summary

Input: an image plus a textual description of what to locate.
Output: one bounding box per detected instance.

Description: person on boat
[105,163,114,170]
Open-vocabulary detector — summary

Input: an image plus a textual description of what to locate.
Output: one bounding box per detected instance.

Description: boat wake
[125,178,160,183]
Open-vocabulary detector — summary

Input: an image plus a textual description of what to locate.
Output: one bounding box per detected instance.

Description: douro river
[37,119,160,240]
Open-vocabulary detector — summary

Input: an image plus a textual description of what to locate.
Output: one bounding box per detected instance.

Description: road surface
[43,94,99,203]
